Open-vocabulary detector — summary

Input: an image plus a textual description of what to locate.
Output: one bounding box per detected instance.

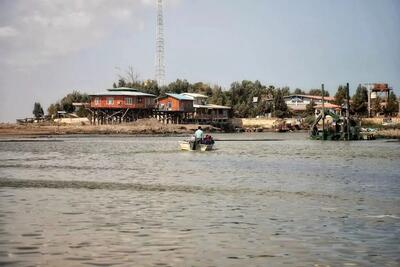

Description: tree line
[34,77,398,119]
[114,77,334,118]
[114,78,398,118]
[36,91,90,119]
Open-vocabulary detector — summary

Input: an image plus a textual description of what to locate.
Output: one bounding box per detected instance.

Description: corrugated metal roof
[166,93,194,100]
[181,93,208,99]
[284,94,335,102]
[207,104,231,109]
[194,104,231,109]
[107,87,139,92]
[194,104,210,108]
[89,91,156,97]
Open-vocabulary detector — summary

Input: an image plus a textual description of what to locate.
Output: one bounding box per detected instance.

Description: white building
[180,93,231,122]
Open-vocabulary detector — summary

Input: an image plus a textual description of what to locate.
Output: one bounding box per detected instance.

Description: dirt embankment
[0,119,218,138]
[360,117,400,139]
[374,129,400,139]
[361,117,400,125]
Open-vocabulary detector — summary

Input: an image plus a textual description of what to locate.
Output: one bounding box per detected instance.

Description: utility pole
[366,83,373,117]
[155,0,166,87]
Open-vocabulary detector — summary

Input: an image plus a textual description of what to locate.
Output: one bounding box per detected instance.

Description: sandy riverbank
[373,129,400,139]
[0,119,218,138]
[2,118,399,139]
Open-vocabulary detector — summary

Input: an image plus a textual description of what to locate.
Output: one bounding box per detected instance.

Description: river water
[0,133,399,266]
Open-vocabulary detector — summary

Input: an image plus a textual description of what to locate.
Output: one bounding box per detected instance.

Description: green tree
[265,102,273,114]
[385,91,399,115]
[142,80,160,96]
[236,102,250,117]
[117,78,127,88]
[191,82,213,96]
[351,85,368,116]
[273,89,290,118]
[223,90,233,107]
[47,102,61,118]
[294,88,305,95]
[60,91,89,113]
[372,96,382,116]
[33,102,44,119]
[167,79,191,94]
[252,100,268,117]
[209,86,228,106]
[281,86,291,96]
[76,107,90,118]
[304,100,316,116]
[228,80,268,117]
[61,101,74,113]
[266,85,275,99]
[309,89,330,97]
[334,85,347,106]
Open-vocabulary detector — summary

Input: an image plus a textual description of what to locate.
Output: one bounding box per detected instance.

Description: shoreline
[0,119,213,138]
[1,118,399,140]
[0,118,285,139]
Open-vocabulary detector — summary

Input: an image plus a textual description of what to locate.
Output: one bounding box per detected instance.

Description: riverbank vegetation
[47,91,90,118]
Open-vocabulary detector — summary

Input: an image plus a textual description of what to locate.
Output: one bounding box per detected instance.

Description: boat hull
[179,141,213,151]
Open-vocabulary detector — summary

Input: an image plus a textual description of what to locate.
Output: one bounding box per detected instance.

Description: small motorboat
[179,134,215,151]
[179,141,213,151]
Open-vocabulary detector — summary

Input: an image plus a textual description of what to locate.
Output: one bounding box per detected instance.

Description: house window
[95,97,100,105]
[107,97,114,105]
[138,97,143,103]
[167,101,172,109]
[125,97,133,105]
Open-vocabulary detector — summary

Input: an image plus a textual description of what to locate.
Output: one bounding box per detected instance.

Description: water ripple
[0,178,340,200]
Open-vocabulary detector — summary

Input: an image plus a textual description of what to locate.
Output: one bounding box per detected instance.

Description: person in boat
[189,126,204,150]
[194,126,204,143]
[203,134,214,145]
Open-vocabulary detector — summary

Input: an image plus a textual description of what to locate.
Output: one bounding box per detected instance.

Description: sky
[0,0,399,122]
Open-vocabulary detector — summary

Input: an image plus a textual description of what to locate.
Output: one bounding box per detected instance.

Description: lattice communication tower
[155,0,165,86]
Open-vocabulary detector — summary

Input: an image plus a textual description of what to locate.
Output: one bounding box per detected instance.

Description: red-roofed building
[314,103,341,110]
[157,93,194,112]
[90,87,156,110]
[88,87,156,124]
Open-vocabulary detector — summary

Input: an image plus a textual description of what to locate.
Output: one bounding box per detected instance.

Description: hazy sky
[0,0,399,122]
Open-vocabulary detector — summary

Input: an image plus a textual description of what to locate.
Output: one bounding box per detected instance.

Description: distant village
[26,79,399,131]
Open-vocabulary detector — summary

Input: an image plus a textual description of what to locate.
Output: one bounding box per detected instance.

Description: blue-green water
[0,133,399,266]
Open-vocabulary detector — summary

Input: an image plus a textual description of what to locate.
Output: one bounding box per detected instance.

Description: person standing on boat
[194,126,204,144]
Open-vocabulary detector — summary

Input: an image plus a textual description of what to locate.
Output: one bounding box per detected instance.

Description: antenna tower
[155,0,165,86]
